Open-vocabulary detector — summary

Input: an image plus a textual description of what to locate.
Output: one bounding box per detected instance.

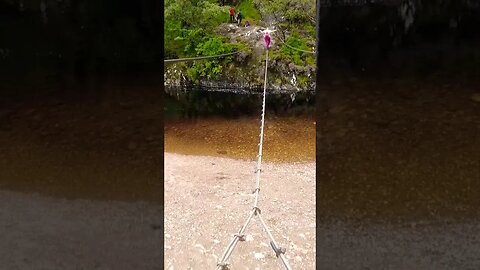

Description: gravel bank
[164,153,316,269]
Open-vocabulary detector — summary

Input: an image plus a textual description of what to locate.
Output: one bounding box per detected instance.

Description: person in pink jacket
[264,32,271,50]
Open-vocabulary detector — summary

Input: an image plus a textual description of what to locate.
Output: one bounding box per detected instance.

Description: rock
[235,51,249,62]
[194,243,206,252]
[254,252,265,260]
[288,63,296,72]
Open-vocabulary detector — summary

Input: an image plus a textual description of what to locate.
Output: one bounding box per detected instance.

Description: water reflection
[165,86,315,119]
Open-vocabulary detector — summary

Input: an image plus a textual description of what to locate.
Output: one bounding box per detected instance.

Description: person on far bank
[236,11,243,26]
[229,6,236,23]
[264,32,271,50]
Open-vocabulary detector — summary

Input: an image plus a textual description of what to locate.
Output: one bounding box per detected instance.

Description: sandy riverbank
[164,152,316,269]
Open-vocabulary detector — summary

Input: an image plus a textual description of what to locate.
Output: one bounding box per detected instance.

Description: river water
[164,87,316,162]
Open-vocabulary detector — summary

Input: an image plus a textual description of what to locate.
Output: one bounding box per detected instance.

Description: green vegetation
[280,33,311,65]
[165,0,244,81]
[255,0,316,72]
[297,75,310,88]
[164,0,231,58]
[237,0,261,24]
[255,0,315,29]
[186,37,239,83]
[165,0,315,85]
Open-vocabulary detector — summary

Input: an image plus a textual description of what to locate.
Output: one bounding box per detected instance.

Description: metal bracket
[270,241,286,257]
[234,233,246,241]
[217,262,230,270]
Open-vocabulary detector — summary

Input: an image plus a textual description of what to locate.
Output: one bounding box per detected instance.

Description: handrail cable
[164,51,241,63]
[282,41,316,54]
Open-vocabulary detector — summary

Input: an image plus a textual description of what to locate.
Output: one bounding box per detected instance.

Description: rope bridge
[213,49,292,269]
[163,51,241,63]
[282,42,315,54]
[165,37,303,270]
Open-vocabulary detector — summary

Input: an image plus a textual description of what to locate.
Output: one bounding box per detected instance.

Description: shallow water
[164,87,315,162]
[165,116,315,162]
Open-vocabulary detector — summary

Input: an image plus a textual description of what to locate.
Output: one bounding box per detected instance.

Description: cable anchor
[234,233,246,241]
[270,241,286,257]
[217,262,230,270]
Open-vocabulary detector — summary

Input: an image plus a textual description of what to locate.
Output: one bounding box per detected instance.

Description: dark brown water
[164,87,315,162]
[165,116,315,162]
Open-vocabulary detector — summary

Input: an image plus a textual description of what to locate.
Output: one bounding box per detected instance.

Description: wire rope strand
[257,212,292,270]
[215,208,256,270]
[253,49,269,208]
[164,51,240,63]
[282,42,316,54]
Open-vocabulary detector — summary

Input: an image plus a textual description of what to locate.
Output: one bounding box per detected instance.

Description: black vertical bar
[315,0,321,266]
[315,0,321,90]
